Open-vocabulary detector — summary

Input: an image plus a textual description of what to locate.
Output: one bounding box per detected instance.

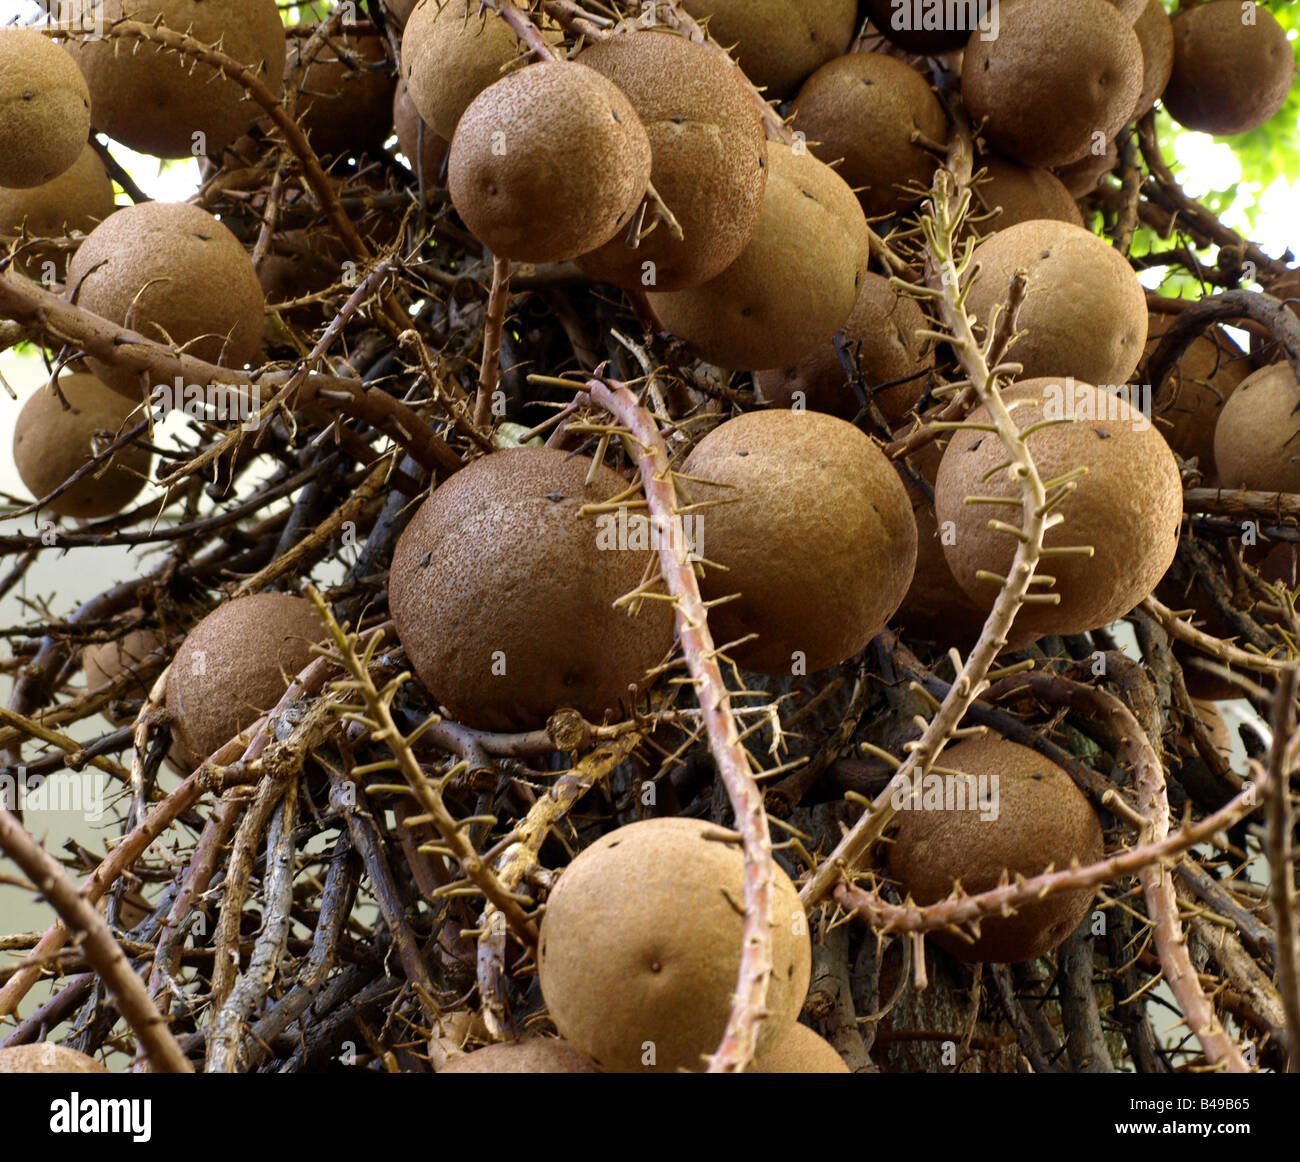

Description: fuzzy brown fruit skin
[753,271,933,424]
[678,0,857,99]
[165,593,325,767]
[440,1039,599,1073]
[388,447,674,732]
[888,735,1105,963]
[1130,0,1174,122]
[0,1044,108,1073]
[791,52,948,220]
[66,0,285,160]
[13,373,152,519]
[681,410,917,675]
[860,0,976,54]
[936,379,1182,648]
[965,219,1147,387]
[393,79,448,188]
[895,440,987,650]
[1142,312,1250,481]
[1163,0,1294,137]
[289,31,396,159]
[0,29,91,189]
[84,614,167,724]
[750,1022,849,1073]
[962,0,1142,168]
[574,31,767,292]
[1052,138,1119,198]
[1213,363,1300,494]
[65,201,265,401]
[448,62,652,264]
[0,145,115,280]
[647,142,869,371]
[401,0,560,143]
[972,157,1083,234]
[537,817,812,1073]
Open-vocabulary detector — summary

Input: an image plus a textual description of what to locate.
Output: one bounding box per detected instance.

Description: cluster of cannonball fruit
[0,0,1296,1073]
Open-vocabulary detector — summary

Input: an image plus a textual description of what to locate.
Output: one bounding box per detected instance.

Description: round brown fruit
[288,31,396,159]
[1130,0,1174,122]
[440,1040,599,1073]
[677,0,857,98]
[1052,139,1119,198]
[66,0,285,160]
[1142,311,1251,480]
[935,379,1182,648]
[860,0,977,54]
[387,447,674,732]
[448,62,651,263]
[575,30,767,292]
[895,440,988,649]
[84,613,168,723]
[971,157,1083,234]
[165,593,325,766]
[647,141,869,370]
[13,373,152,519]
[888,734,1105,963]
[753,271,933,425]
[962,0,1141,168]
[791,52,947,220]
[680,410,917,675]
[1213,363,1300,493]
[0,28,91,189]
[0,1044,108,1073]
[0,145,115,280]
[964,219,1148,387]
[1163,0,1294,136]
[537,817,812,1073]
[750,1022,849,1073]
[393,79,448,187]
[401,0,560,142]
[65,201,265,401]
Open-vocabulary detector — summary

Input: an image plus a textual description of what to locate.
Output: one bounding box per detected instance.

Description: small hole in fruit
[487,183,498,196]
[650,960,662,973]
[21,91,33,101]
[1095,428,1111,439]
[611,108,622,123]
[546,491,564,502]
[737,450,749,457]
[670,114,685,124]
[419,552,432,567]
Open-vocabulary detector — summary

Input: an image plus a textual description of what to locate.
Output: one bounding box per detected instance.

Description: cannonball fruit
[647,141,870,371]
[66,0,286,159]
[65,201,265,400]
[575,30,767,292]
[537,817,812,1073]
[962,0,1142,168]
[861,0,978,54]
[0,146,115,279]
[289,31,396,159]
[965,219,1148,387]
[750,1023,849,1073]
[0,1044,109,1073]
[165,593,325,766]
[888,734,1106,963]
[0,28,91,189]
[388,447,674,732]
[393,79,448,187]
[681,410,917,675]
[401,0,559,142]
[440,1040,599,1073]
[972,157,1083,234]
[1143,312,1251,478]
[12,373,151,519]
[678,0,857,98]
[1130,0,1174,122]
[448,62,652,264]
[935,379,1182,648]
[753,271,934,424]
[1214,363,1300,493]
[791,52,948,219]
[1163,0,1295,136]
